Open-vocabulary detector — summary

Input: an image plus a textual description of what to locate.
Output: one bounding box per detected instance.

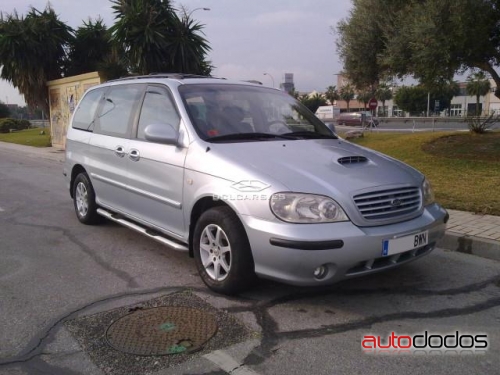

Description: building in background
[280,73,295,94]
[332,73,498,117]
[47,72,103,149]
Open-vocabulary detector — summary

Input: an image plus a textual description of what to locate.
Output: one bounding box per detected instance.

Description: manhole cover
[105,307,218,356]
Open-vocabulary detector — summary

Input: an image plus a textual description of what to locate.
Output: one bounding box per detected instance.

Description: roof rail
[108,73,217,82]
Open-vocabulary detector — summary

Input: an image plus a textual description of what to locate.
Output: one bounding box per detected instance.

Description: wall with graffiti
[47,72,103,149]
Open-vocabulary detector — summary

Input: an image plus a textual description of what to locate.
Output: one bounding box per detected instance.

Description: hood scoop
[337,156,369,165]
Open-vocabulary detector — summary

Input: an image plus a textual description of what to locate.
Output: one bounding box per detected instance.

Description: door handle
[114,146,126,158]
[129,149,140,162]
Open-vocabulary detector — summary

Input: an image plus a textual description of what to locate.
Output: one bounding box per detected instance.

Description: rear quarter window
[72,88,106,131]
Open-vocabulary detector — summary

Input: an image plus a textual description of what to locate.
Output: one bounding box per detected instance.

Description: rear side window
[95,84,144,138]
[72,88,105,131]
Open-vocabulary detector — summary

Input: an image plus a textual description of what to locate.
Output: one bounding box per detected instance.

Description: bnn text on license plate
[382,230,428,256]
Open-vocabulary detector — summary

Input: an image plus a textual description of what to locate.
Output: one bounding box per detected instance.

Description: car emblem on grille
[391,199,402,207]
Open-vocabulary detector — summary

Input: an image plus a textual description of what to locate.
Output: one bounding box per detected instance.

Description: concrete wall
[47,72,103,149]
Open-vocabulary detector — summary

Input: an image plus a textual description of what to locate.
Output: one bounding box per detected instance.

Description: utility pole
[427,92,430,117]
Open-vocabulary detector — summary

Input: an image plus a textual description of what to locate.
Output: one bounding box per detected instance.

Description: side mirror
[144,124,178,145]
[325,122,336,134]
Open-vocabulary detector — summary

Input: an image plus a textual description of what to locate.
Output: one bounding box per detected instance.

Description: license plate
[382,230,428,256]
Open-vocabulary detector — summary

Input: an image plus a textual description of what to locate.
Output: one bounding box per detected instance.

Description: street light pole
[427,92,430,117]
[184,7,210,20]
[263,73,275,88]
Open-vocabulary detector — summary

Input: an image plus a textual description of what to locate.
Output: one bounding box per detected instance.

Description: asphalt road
[1,145,500,375]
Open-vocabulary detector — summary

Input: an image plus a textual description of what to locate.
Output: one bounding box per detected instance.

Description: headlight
[422,178,435,206]
[270,193,349,223]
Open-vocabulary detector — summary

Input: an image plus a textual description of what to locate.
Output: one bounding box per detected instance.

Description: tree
[290,89,300,99]
[63,18,127,80]
[431,80,460,114]
[109,0,211,75]
[393,86,428,115]
[335,0,386,90]
[336,0,500,100]
[0,102,9,118]
[375,84,392,117]
[356,89,373,110]
[339,84,355,112]
[0,6,73,112]
[299,93,327,113]
[65,18,111,76]
[167,12,212,74]
[325,85,339,104]
[466,71,491,116]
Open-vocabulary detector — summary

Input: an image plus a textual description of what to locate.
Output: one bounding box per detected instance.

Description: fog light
[313,265,328,280]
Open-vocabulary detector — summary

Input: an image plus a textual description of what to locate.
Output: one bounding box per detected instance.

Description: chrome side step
[97,208,189,252]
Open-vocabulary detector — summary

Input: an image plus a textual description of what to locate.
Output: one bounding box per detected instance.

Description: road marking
[0,206,4,212]
[204,350,260,375]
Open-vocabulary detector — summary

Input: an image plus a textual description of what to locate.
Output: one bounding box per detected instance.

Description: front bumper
[241,203,448,286]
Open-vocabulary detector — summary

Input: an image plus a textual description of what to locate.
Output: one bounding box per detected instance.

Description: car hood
[187,138,424,224]
[204,139,421,190]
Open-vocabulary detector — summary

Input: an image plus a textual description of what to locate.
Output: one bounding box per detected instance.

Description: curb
[438,231,500,262]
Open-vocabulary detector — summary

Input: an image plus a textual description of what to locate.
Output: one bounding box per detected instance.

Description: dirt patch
[422,132,500,162]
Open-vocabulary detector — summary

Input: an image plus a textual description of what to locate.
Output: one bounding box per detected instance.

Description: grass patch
[422,132,500,161]
[0,127,51,147]
[350,131,500,215]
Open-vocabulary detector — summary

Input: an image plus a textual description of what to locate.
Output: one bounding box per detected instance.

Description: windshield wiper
[208,132,291,142]
[281,131,338,139]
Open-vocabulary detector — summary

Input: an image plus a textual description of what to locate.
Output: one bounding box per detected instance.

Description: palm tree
[0,6,73,112]
[376,83,392,117]
[357,89,372,110]
[340,84,355,112]
[466,71,491,116]
[167,12,211,74]
[109,0,211,75]
[325,85,339,105]
[65,18,114,77]
[110,0,177,74]
[299,93,327,113]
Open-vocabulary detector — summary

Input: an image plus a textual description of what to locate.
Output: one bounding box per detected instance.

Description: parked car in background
[337,111,379,127]
[65,74,447,295]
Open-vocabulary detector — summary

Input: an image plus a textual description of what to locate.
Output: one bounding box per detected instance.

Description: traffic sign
[368,98,378,110]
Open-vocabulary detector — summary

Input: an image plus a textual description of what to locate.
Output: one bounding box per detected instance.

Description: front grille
[338,156,368,165]
[354,186,421,220]
[346,243,434,276]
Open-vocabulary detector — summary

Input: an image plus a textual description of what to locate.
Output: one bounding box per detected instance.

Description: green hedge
[0,118,31,133]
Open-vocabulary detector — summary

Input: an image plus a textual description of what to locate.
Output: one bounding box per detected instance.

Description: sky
[0,0,353,106]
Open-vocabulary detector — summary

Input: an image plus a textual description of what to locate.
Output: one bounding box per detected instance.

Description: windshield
[179,84,335,142]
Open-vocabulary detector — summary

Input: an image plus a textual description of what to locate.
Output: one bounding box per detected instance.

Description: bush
[467,113,499,134]
[0,118,31,133]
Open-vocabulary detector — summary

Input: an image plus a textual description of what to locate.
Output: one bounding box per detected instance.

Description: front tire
[73,173,101,225]
[193,206,256,295]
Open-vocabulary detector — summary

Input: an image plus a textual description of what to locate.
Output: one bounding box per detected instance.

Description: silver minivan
[64,74,448,294]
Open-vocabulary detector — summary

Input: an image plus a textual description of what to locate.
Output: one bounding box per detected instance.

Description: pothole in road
[65,291,252,375]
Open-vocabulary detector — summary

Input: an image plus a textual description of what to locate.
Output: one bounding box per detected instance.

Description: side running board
[97,208,189,252]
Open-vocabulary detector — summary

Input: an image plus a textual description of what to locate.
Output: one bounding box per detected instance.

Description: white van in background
[315,106,341,121]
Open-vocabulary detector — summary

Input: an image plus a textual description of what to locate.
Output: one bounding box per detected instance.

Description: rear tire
[73,173,101,225]
[193,206,256,295]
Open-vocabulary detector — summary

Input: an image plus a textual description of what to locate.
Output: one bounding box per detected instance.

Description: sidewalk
[438,209,500,262]
[0,141,65,162]
[1,141,499,260]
